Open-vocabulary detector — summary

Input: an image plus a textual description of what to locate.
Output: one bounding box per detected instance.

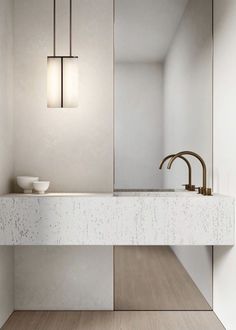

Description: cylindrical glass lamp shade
[47,56,78,108]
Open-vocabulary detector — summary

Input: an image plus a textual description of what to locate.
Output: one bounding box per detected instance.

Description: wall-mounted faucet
[159,154,195,191]
[167,151,212,196]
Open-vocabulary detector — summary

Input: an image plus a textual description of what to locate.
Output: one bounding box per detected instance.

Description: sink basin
[113,189,198,197]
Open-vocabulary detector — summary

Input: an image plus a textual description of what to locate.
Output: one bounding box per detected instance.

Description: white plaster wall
[0,0,14,194]
[213,0,236,328]
[0,0,14,326]
[13,0,113,193]
[13,0,114,311]
[115,62,164,189]
[163,0,212,189]
[14,246,113,310]
[0,248,14,326]
[163,0,213,309]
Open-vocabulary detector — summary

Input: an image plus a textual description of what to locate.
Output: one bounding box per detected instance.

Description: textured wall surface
[14,246,113,310]
[0,247,14,327]
[0,0,14,326]
[13,0,113,193]
[12,0,114,311]
[0,0,14,193]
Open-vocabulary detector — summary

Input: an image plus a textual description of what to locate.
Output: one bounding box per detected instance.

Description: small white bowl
[16,176,39,193]
[33,181,50,194]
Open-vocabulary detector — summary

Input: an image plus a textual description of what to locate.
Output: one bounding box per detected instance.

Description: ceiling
[115,0,188,62]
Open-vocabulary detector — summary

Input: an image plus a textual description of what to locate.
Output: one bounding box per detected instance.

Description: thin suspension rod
[53,0,56,56]
[70,0,72,56]
[53,0,72,56]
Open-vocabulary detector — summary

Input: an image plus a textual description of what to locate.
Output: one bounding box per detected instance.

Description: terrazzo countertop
[0,192,234,245]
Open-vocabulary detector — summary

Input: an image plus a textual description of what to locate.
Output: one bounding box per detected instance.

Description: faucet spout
[167,151,211,195]
[159,154,194,190]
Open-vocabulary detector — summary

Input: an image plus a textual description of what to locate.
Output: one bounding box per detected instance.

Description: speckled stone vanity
[0,191,234,245]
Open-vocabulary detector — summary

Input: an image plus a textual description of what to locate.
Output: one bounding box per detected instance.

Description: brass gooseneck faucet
[167,151,212,196]
[159,154,195,191]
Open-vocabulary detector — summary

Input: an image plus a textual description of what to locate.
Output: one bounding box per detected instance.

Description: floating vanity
[0,192,234,245]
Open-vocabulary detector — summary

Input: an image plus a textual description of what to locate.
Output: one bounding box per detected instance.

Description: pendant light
[47,0,78,108]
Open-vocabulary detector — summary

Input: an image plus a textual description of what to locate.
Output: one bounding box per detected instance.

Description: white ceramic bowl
[33,181,50,194]
[16,176,39,193]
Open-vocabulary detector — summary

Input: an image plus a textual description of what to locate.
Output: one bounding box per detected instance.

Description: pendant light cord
[70,0,72,56]
[53,0,72,57]
[53,0,56,56]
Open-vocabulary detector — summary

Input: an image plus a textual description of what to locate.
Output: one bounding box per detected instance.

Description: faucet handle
[182,184,195,191]
[188,184,196,191]
[182,184,189,190]
[195,187,202,194]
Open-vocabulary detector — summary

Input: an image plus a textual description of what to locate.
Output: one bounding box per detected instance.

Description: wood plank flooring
[115,246,211,310]
[2,311,225,330]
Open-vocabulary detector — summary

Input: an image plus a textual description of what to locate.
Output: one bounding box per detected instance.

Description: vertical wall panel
[214,1,236,329]
[0,0,14,326]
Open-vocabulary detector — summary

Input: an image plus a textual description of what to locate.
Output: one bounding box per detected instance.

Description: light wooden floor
[115,246,212,310]
[2,311,224,330]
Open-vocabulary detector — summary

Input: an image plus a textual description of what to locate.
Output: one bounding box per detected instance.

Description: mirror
[114,0,213,191]
[114,246,212,310]
[114,0,213,311]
